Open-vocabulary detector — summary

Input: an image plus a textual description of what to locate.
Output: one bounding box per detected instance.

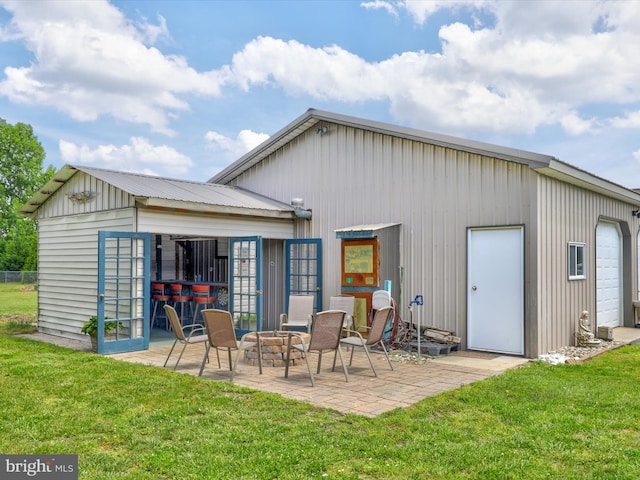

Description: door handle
[471,286,477,291]
[99,294,105,299]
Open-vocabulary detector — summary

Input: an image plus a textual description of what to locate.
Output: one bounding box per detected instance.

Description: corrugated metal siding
[536,175,639,355]
[37,209,135,341]
[226,123,537,352]
[36,172,135,219]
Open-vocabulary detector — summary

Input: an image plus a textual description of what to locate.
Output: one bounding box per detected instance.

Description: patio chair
[329,294,355,331]
[279,294,315,332]
[162,305,208,370]
[284,310,349,387]
[336,305,395,377]
[198,309,259,381]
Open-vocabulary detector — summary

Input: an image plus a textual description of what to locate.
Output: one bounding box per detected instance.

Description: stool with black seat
[170,283,193,324]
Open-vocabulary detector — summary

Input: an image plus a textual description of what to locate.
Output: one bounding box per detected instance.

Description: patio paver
[106,340,528,417]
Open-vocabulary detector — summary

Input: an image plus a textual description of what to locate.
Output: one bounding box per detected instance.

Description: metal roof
[210,108,640,207]
[335,223,401,239]
[20,164,295,218]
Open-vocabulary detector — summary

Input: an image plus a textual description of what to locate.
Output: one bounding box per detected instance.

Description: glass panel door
[97,231,150,354]
[230,236,262,335]
[286,239,322,312]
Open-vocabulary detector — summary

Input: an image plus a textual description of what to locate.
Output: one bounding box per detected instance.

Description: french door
[230,236,263,335]
[285,239,322,313]
[97,231,150,354]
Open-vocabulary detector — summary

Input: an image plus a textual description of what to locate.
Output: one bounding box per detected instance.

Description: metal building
[212,109,640,358]
[22,109,640,358]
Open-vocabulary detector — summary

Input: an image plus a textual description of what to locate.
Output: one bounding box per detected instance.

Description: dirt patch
[0,313,37,324]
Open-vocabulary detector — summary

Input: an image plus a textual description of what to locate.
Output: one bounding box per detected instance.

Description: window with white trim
[568,242,586,280]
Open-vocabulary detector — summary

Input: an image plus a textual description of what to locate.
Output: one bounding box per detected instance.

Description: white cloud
[560,112,596,136]
[400,0,489,26]
[360,1,398,18]
[222,1,640,135]
[59,137,194,176]
[204,129,269,159]
[610,111,640,129]
[0,0,223,135]
[137,13,171,44]
[227,36,385,103]
[2,0,639,149]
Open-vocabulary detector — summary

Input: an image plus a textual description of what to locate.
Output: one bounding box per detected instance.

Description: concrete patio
[22,327,640,417]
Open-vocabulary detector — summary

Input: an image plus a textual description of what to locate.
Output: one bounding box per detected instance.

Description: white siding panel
[37,209,135,341]
[138,210,293,239]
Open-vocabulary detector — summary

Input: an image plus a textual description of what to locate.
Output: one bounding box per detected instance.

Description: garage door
[596,222,622,328]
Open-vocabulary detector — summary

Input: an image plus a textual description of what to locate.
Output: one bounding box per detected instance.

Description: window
[568,242,586,280]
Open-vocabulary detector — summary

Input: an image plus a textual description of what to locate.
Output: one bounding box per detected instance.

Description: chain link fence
[0,271,37,284]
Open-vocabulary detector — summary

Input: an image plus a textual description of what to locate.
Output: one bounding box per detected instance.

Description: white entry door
[596,222,622,328]
[467,226,524,355]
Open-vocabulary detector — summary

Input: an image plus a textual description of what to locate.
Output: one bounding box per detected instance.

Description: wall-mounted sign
[341,238,379,287]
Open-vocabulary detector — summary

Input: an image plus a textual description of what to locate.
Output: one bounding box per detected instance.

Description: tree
[0,119,56,271]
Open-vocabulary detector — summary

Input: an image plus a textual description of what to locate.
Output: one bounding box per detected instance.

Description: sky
[1,1,640,188]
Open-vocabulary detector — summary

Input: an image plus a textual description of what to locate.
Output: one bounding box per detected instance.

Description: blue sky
[1,1,640,188]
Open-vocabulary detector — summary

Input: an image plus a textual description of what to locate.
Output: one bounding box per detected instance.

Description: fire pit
[243,331,310,367]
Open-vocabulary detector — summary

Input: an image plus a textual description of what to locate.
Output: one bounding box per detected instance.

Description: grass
[0,282,37,333]
[1,284,640,478]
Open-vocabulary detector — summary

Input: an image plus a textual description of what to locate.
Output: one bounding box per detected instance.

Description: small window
[568,242,586,280]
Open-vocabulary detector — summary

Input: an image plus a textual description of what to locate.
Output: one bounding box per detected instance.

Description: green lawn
[0,282,37,315]
[0,282,37,332]
[1,285,640,479]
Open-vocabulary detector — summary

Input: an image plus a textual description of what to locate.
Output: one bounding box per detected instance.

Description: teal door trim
[229,236,263,336]
[97,231,150,354]
[285,238,322,313]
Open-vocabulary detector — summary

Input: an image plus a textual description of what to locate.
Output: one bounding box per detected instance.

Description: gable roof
[20,164,294,219]
[211,108,640,207]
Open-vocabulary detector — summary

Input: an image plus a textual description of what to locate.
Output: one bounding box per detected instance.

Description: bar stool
[151,283,171,329]
[170,283,193,324]
[192,284,216,323]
